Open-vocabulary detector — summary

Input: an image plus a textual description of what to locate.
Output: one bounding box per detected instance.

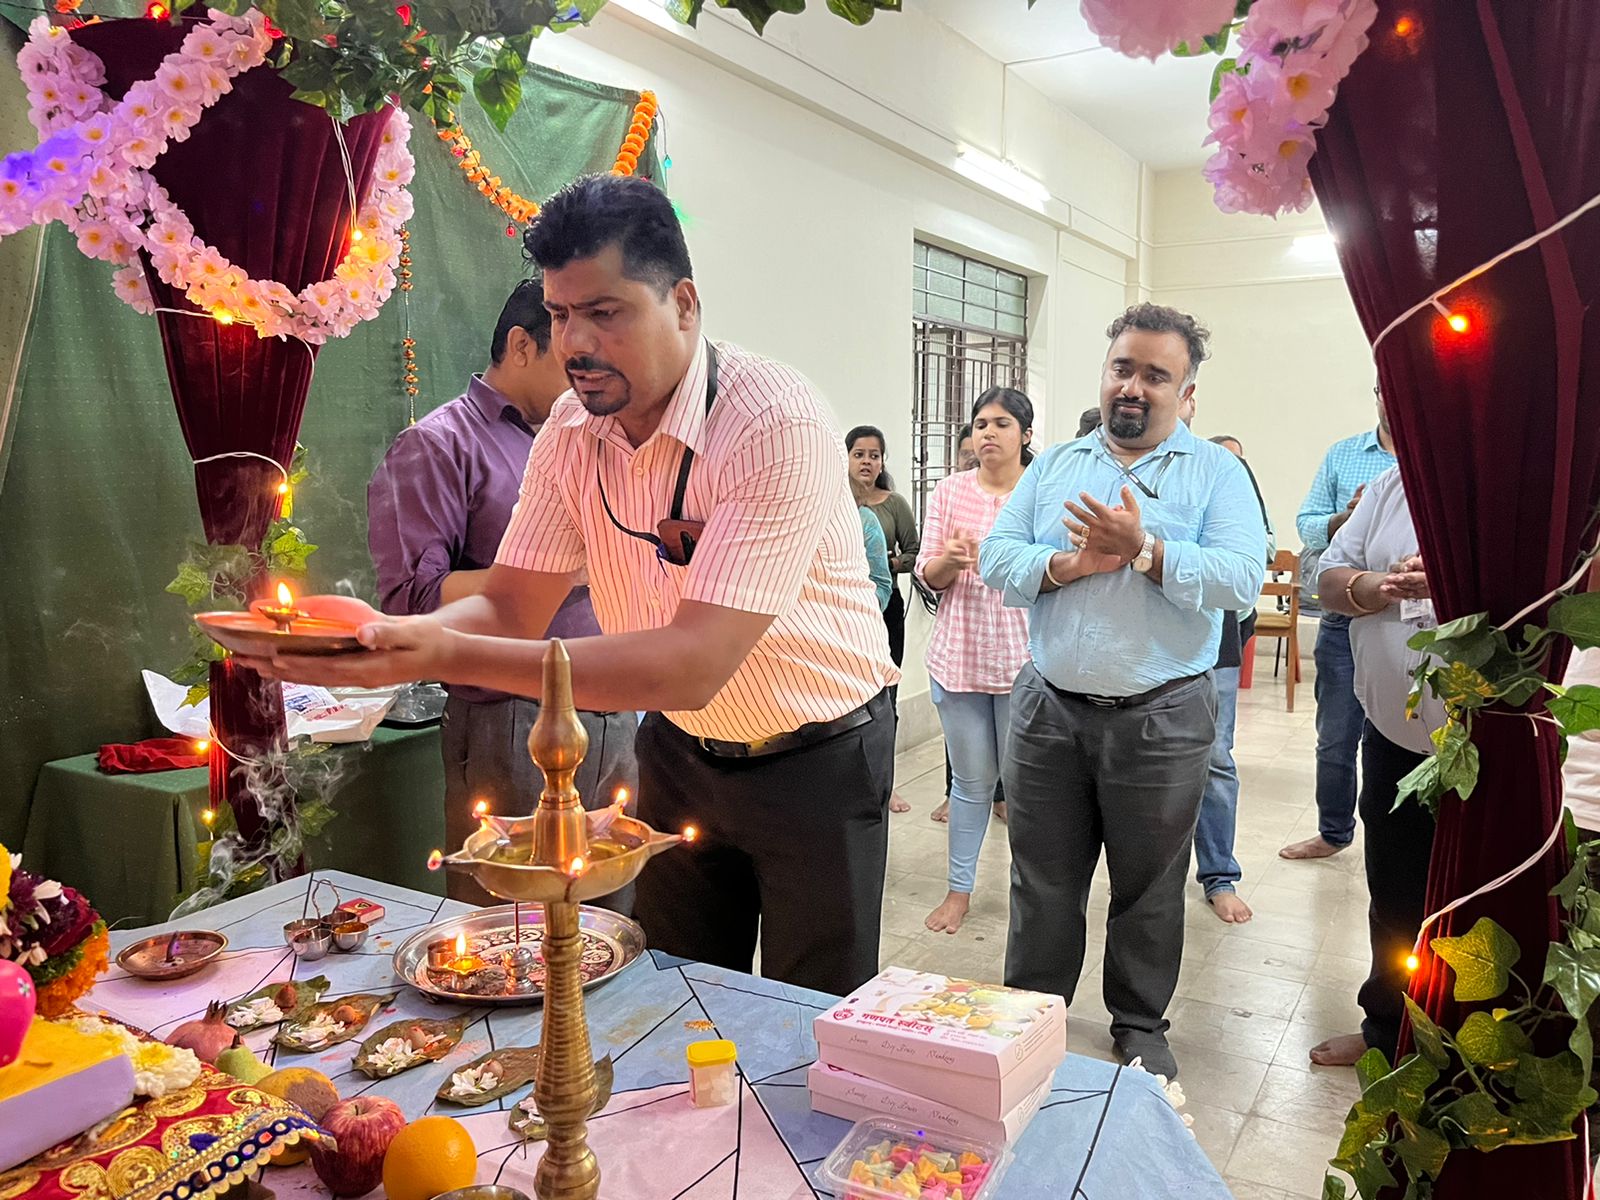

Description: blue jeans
[931,680,1009,894]
[1313,614,1363,847]
[1194,666,1242,897]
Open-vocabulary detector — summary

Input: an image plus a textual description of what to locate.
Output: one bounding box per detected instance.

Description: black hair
[845,425,894,491]
[1077,408,1103,438]
[971,386,1036,466]
[957,423,973,442]
[1105,302,1211,386]
[522,174,691,297]
[1210,434,1245,452]
[489,277,553,364]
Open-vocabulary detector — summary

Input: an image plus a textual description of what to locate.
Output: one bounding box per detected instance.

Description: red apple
[310,1096,406,1197]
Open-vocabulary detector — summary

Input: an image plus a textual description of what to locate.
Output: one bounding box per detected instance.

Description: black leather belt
[1046,672,1206,710]
[697,699,878,759]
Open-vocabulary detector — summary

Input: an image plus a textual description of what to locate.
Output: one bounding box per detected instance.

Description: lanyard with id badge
[596,344,719,568]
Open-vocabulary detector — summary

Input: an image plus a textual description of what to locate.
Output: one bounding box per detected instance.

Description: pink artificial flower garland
[3,9,414,344]
[1079,0,1238,61]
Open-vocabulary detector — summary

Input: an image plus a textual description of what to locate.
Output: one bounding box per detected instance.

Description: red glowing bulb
[145,0,168,19]
[1446,312,1469,334]
[1394,15,1416,36]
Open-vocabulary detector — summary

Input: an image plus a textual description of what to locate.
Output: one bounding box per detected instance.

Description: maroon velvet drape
[71,18,390,849]
[1310,3,1600,1196]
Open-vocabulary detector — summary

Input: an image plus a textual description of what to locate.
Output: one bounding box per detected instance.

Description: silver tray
[392,904,645,1007]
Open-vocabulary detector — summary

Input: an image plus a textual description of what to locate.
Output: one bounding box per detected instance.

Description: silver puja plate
[392,904,646,1006]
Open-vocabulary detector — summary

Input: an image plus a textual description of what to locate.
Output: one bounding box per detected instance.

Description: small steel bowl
[283,918,326,947]
[330,921,369,952]
[434,1189,532,1200]
[115,930,228,981]
[288,926,331,961]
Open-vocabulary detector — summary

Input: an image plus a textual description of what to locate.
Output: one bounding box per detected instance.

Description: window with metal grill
[911,241,1029,523]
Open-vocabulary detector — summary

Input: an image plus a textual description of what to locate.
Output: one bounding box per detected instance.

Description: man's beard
[1107,402,1149,440]
[567,357,630,416]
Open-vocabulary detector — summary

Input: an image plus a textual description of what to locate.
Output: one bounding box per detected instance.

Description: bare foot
[1207,892,1254,923]
[889,791,911,814]
[993,801,1008,824]
[1310,1032,1368,1067]
[931,800,949,823]
[1279,836,1347,860]
[925,891,971,934]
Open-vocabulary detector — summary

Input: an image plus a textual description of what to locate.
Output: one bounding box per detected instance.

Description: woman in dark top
[846,424,920,814]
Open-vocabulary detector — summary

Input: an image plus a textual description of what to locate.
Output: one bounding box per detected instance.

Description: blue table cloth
[87,871,1228,1199]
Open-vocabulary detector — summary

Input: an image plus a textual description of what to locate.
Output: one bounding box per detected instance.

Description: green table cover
[21,724,447,926]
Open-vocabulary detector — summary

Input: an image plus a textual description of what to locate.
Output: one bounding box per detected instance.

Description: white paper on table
[142,670,399,744]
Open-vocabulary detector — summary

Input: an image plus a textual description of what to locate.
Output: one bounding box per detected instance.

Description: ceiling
[913,0,1220,171]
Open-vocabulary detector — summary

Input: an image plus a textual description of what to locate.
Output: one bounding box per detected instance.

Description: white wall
[529,5,1145,728]
[1146,169,1376,545]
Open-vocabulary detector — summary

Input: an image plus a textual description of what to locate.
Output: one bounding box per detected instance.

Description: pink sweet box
[807,1059,1052,1145]
[812,968,1066,1118]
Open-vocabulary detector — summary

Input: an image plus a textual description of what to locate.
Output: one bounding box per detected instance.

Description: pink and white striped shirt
[497,337,897,740]
[914,470,1030,694]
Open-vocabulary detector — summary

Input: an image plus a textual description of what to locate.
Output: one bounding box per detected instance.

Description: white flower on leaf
[368,1037,421,1075]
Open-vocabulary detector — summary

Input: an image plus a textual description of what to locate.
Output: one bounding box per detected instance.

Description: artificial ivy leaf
[1506,1100,1584,1144]
[1436,661,1496,708]
[1453,1010,1532,1069]
[1550,685,1600,737]
[1354,1046,1392,1092]
[1209,56,1240,102]
[1440,1092,1514,1150]
[1342,1051,1439,1164]
[1394,1118,1450,1180]
[1431,917,1520,1002]
[474,63,523,132]
[1550,592,1600,650]
[1393,756,1443,813]
[1500,671,1549,707]
[1570,1013,1594,1080]
[1348,1144,1397,1200]
[1512,1050,1593,1108]
[1432,720,1480,801]
[1407,627,1440,651]
[1402,996,1449,1070]
[183,683,210,709]
[1565,807,1582,856]
[166,560,214,606]
[827,0,885,23]
[1432,611,1488,642]
[1321,1176,1349,1200]
[1542,940,1600,1024]
[1552,856,1588,909]
[267,525,318,572]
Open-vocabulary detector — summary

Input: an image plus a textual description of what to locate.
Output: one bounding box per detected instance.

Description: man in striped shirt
[247,175,898,996]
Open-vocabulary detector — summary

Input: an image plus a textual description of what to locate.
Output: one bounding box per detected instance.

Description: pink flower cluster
[1079,0,1237,61]
[1201,0,1378,215]
[0,8,414,343]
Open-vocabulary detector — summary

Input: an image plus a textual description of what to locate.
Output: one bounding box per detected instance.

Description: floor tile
[1165,1043,1271,1114]
[1249,1063,1361,1137]
[1208,935,1321,984]
[1185,1101,1247,1170]
[1175,965,1306,1021]
[1167,997,1290,1066]
[1227,1116,1345,1197]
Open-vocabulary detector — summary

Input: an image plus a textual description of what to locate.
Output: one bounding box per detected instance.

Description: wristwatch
[1131,531,1156,574]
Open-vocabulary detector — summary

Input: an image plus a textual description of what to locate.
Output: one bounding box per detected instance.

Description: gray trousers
[1002,663,1215,1046]
[441,695,640,911]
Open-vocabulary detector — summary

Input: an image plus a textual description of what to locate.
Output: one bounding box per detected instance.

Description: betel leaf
[355,1016,469,1079]
[1549,685,1600,737]
[1453,1010,1532,1069]
[1431,916,1520,1002]
[439,1046,541,1107]
[1550,592,1600,649]
[1542,940,1600,1024]
[1402,996,1449,1070]
[1439,1092,1514,1150]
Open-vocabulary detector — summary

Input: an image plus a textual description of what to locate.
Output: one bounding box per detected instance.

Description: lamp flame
[426,849,443,872]
[276,582,293,607]
[473,799,489,818]
[683,825,698,843]
[615,787,630,806]
[455,931,468,956]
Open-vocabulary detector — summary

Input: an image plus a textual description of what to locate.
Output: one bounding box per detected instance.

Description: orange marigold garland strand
[398,224,417,425]
[429,89,660,236]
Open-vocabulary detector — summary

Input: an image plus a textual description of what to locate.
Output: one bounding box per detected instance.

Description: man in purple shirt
[368,278,638,908]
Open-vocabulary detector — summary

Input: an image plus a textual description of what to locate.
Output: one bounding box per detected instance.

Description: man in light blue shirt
[981,303,1265,1080]
[1279,393,1397,862]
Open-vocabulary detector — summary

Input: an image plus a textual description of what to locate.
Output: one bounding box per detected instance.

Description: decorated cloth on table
[0,1059,321,1200]
[95,739,207,776]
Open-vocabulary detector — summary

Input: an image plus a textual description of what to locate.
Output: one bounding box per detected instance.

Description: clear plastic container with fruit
[815,1117,1012,1200]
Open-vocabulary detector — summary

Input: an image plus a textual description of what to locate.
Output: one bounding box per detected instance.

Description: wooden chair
[1252,549,1302,711]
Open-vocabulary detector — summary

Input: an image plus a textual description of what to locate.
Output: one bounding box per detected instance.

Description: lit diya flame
[426,849,444,872]
[257,582,306,632]
[277,582,292,607]
[473,799,490,818]
[455,931,468,957]
[683,825,699,843]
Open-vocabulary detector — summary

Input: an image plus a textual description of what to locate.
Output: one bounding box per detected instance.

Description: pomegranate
[166,1000,240,1063]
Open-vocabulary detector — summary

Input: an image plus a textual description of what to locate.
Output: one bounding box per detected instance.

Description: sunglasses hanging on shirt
[596,344,719,568]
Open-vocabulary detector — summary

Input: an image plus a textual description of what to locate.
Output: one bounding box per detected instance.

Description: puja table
[22,728,447,927]
[81,871,1228,1199]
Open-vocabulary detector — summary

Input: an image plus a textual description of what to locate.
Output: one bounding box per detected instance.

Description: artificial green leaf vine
[165,444,315,706]
[1327,544,1600,1198]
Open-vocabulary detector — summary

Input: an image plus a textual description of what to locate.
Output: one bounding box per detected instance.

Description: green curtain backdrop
[0,36,661,847]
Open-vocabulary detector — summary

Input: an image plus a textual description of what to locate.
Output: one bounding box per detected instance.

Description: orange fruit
[382,1116,477,1200]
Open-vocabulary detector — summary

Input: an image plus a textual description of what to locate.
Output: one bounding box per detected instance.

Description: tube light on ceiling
[954,147,1051,208]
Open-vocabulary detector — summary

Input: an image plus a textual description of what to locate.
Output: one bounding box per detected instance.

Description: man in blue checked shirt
[980,303,1265,1080]
[1278,390,1397,862]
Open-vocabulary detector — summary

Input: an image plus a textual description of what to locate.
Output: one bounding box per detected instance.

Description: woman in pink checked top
[915,387,1035,935]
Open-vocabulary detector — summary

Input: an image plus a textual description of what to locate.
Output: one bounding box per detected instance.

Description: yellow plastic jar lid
[685,1039,737,1068]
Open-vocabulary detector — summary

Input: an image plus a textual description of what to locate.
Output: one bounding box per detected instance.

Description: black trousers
[884,587,906,667]
[1356,721,1436,1057]
[632,689,896,995]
